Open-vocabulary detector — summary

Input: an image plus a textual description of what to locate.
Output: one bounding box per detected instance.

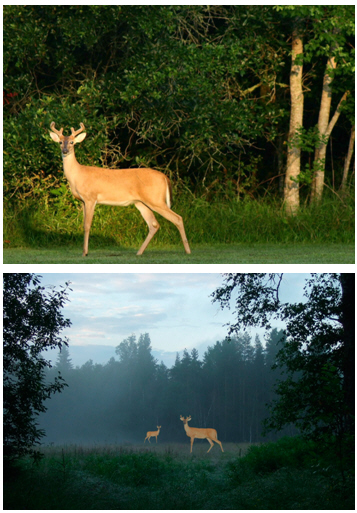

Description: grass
[4,438,354,510]
[3,242,355,264]
[4,190,354,263]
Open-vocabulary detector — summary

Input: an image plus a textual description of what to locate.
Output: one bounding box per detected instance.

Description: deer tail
[166,177,173,209]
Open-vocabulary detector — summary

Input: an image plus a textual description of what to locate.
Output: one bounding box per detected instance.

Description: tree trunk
[311,56,337,203]
[341,124,355,192]
[284,30,304,214]
[311,87,349,203]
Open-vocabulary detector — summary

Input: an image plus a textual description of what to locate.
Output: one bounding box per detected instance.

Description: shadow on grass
[7,205,120,249]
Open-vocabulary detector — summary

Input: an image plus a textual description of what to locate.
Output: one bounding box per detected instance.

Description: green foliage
[226,437,354,509]
[289,126,329,153]
[4,4,354,207]
[3,274,72,462]
[3,96,108,200]
[83,451,174,487]
[228,437,317,478]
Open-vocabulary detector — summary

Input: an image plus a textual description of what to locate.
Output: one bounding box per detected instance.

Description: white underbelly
[97,198,134,207]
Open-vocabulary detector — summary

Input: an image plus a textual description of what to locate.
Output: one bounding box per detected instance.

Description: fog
[38,330,296,447]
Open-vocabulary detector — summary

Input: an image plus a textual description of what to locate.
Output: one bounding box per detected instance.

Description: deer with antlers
[180,415,224,453]
[49,122,191,256]
[144,426,161,444]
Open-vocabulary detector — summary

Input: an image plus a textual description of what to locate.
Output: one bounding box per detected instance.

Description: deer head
[180,415,191,423]
[50,122,87,157]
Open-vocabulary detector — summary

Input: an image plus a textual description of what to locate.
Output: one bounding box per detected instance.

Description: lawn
[3,242,355,264]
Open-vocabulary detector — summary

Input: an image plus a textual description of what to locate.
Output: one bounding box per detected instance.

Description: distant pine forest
[39,329,296,445]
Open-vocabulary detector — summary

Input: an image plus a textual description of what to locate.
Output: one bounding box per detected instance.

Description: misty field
[4,438,353,510]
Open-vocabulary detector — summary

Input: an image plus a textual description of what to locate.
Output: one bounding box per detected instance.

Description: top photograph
[3,5,355,264]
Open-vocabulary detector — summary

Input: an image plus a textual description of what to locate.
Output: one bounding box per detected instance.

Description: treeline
[39,329,297,445]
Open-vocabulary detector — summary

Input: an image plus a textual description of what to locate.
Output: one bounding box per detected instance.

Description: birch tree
[307,6,354,202]
[284,26,304,214]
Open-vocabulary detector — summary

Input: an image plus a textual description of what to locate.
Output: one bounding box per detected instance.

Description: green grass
[3,242,355,264]
[4,439,354,510]
[4,190,354,263]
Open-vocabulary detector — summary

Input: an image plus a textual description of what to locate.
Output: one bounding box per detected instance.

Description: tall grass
[4,438,354,510]
[4,187,354,249]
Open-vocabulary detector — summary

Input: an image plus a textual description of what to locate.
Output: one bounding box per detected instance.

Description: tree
[55,345,73,373]
[284,23,304,214]
[114,333,159,435]
[309,6,354,202]
[276,5,354,206]
[211,273,354,442]
[3,273,71,461]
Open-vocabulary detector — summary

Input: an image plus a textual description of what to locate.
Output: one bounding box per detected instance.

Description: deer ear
[74,132,87,144]
[50,131,61,143]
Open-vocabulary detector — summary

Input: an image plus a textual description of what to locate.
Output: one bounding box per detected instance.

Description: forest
[3,5,355,261]
[39,330,290,445]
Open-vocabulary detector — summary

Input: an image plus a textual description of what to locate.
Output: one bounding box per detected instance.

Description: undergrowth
[4,187,354,249]
[4,438,354,510]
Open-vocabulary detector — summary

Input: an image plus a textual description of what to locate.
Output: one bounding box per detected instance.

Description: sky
[38,273,310,368]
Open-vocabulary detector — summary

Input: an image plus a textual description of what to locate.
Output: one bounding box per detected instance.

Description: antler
[50,122,63,137]
[71,123,85,137]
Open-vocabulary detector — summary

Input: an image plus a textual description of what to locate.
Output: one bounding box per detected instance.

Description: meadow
[4,437,353,510]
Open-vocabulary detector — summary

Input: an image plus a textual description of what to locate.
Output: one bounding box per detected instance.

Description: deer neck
[61,151,83,196]
[61,151,82,178]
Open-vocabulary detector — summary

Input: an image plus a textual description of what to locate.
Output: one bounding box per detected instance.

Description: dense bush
[227,436,318,479]
[4,5,355,204]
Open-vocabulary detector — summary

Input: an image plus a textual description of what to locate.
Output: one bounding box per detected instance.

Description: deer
[49,122,191,256]
[180,415,224,453]
[144,426,161,444]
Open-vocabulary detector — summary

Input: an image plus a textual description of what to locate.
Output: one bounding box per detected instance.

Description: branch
[325,91,349,139]
[241,82,262,96]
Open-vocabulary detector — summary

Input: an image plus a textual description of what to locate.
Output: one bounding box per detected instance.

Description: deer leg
[82,200,96,257]
[211,437,224,452]
[206,438,214,453]
[216,440,224,452]
[190,437,194,453]
[146,203,191,255]
[135,203,160,255]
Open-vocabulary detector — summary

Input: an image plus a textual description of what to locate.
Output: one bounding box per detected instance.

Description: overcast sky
[38,273,310,368]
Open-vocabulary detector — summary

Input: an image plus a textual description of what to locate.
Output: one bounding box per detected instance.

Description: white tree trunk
[284,30,304,215]
[311,55,337,203]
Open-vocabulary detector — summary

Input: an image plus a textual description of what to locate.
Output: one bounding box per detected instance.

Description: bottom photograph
[3,272,354,510]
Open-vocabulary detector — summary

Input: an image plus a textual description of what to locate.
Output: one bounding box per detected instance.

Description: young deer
[180,415,224,453]
[144,426,161,444]
[49,122,191,256]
